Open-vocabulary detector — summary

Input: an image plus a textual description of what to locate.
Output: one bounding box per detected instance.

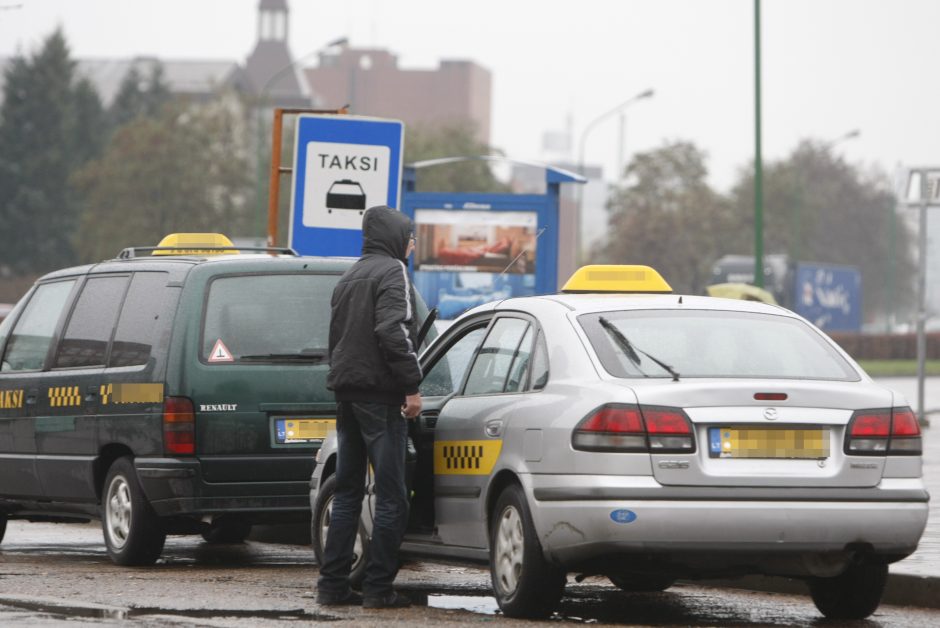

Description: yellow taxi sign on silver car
[151,233,238,256]
[562,264,672,293]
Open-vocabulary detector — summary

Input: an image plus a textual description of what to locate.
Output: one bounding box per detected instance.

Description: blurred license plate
[708,427,829,459]
[274,418,334,444]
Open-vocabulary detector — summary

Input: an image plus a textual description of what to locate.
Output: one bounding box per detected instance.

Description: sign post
[288,115,404,256]
[905,168,940,426]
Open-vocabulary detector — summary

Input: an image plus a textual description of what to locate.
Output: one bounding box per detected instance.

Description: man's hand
[402,393,422,420]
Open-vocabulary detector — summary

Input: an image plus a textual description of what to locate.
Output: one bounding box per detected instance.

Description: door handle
[84,386,98,402]
[25,390,38,405]
[485,420,503,437]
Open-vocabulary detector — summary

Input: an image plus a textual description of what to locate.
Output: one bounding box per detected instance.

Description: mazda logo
[763,408,778,420]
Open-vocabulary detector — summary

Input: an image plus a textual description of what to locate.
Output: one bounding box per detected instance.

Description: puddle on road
[0,597,340,622]
[427,593,500,615]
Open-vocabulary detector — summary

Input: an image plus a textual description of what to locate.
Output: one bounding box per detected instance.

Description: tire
[201,518,252,544]
[0,512,6,544]
[808,559,888,620]
[101,457,166,566]
[608,573,676,592]
[489,484,566,618]
[311,474,368,590]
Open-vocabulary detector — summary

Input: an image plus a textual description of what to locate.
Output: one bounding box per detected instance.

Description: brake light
[845,407,921,456]
[163,396,195,455]
[754,392,788,401]
[572,404,695,453]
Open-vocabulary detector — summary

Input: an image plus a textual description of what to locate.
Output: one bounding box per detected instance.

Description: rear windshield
[579,310,859,381]
[202,273,339,364]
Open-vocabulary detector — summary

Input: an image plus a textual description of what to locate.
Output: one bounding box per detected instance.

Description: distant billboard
[412,208,539,319]
[414,209,538,275]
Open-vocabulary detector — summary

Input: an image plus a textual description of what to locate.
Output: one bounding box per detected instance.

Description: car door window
[419,326,487,397]
[463,317,530,396]
[53,276,129,369]
[1,280,76,372]
[109,272,173,367]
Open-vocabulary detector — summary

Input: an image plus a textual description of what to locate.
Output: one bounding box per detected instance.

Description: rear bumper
[135,457,311,519]
[525,474,929,570]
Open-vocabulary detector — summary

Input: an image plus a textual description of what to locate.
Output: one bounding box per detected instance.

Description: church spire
[258,0,289,43]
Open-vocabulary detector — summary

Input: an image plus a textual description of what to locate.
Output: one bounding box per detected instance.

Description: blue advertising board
[402,160,583,320]
[793,263,862,332]
[402,193,556,320]
[288,115,404,256]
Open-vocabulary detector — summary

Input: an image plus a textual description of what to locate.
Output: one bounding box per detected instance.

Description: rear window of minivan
[201,273,339,363]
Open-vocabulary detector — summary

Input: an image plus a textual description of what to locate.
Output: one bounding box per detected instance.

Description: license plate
[274,418,334,444]
[708,427,829,459]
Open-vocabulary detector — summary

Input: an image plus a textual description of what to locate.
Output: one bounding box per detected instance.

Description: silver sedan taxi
[310,265,928,620]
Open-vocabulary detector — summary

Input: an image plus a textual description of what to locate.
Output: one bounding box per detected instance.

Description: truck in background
[710,254,862,332]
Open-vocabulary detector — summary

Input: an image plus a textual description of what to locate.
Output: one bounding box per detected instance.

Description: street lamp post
[575,88,654,262]
[254,38,348,238]
[788,129,861,263]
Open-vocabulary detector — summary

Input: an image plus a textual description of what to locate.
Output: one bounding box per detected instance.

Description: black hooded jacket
[326,206,422,405]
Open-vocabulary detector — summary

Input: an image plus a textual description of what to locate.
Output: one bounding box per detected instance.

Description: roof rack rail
[115,246,299,260]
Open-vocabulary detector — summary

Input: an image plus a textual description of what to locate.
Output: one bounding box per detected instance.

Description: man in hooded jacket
[316,205,422,609]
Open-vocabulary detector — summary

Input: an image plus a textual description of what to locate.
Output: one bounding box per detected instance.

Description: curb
[700,573,940,610]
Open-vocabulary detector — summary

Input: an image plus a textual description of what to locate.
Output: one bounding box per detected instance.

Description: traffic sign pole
[265,107,348,248]
[906,167,940,426]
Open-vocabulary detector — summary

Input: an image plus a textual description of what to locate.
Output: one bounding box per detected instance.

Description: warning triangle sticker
[208,339,234,363]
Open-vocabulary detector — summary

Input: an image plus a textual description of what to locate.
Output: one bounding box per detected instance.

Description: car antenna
[499,227,547,276]
[678,296,683,304]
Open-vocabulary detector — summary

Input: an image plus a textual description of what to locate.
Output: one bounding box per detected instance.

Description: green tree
[593,141,740,294]
[0,29,105,274]
[108,63,172,130]
[74,98,252,262]
[729,140,915,322]
[403,121,509,193]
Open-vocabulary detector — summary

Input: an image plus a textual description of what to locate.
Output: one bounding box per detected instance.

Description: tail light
[163,396,195,455]
[572,404,695,453]
[845,406,921,456]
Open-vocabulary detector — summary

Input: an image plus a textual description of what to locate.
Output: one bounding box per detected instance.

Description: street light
[821,128,860,151]
[254,38,347,238]
[575,88,654,263]
[576,89,654,180]
[788,129,861,263]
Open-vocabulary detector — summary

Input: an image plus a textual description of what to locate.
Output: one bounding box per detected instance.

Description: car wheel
[489,484,566,618]
[201,518,252,544]
[608,573,676,592]
[101,457,166,566]
[311,474,368,590]
[808,558,888,620]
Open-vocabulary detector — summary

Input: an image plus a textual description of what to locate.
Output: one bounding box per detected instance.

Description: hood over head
[361,205,413,261]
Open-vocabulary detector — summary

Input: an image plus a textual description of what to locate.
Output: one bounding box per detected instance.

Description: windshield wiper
[598,317,680,382]
[239,349,327,363]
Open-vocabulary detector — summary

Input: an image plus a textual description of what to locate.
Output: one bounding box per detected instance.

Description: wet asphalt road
[1,521,938,627]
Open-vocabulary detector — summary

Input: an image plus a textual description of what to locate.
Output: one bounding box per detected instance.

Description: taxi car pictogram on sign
[310,264,928,621]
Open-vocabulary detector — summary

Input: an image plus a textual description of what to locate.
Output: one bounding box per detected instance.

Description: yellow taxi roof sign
[562,265,672,294]
[152,233,238,256]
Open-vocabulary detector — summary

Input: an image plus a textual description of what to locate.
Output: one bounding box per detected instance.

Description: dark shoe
[317,590,363,606]
[363,591,411,609]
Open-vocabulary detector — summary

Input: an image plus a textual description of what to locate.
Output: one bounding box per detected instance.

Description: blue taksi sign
[288,115,404,256]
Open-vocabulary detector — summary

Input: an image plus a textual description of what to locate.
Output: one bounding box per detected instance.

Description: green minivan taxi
[0,233,428,565]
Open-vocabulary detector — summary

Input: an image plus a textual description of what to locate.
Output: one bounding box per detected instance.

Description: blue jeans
[317,401,409,598]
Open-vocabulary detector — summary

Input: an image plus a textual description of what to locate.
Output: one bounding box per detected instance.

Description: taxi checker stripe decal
[100,383,164,405]
[434,440,503,476]
[48,386,81,407]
